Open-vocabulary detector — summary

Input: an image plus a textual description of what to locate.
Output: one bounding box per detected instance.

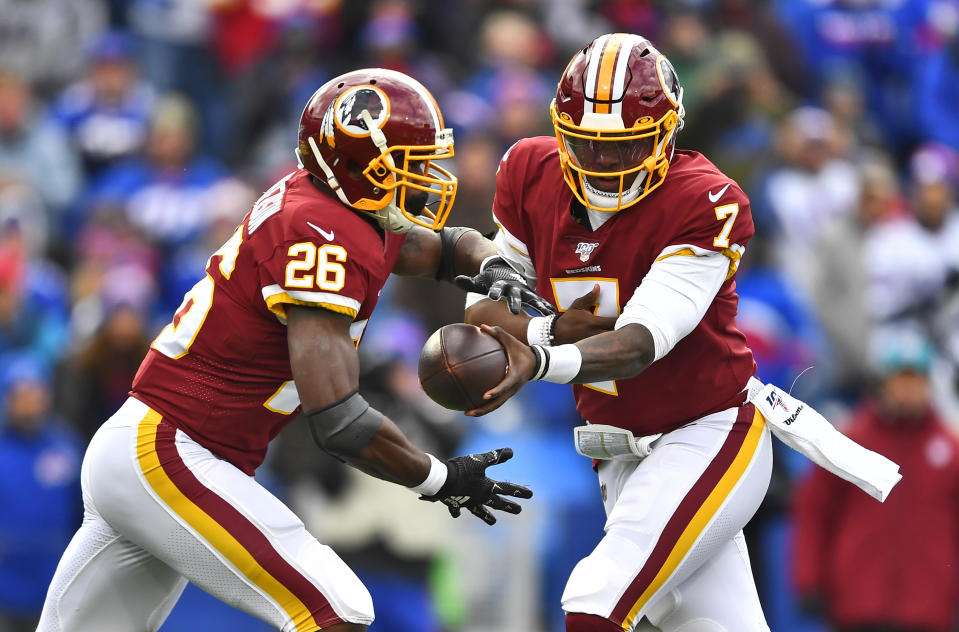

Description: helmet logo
[334,86,390,137]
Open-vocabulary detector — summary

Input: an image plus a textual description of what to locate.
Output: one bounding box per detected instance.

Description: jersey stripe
[262,285,361,321]
[136,410,340,631]
[593,34,627,115]
[611,406,766,628]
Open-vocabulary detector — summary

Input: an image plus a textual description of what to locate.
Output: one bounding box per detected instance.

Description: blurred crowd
[1,0,958,631]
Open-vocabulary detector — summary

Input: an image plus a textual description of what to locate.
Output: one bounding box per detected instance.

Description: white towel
[747,377,902,502]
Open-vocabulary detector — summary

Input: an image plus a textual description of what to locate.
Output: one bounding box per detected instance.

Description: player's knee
[566,612,622,632]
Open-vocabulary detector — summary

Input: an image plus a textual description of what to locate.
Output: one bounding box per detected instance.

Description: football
[418,323,508,411]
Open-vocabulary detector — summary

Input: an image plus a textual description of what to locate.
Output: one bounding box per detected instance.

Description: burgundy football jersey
[494,137,757,436]
[131,170,405,474]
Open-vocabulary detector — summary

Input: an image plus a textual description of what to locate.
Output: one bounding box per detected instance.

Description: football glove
[455,256,555,316]
[420,447,533,525]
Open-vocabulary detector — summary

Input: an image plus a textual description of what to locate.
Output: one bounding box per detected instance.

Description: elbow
[617,324,656,379]
[621,347,654,379]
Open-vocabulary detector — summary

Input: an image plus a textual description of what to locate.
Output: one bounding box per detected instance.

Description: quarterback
[37,69,537,632]
[461,34,772,631]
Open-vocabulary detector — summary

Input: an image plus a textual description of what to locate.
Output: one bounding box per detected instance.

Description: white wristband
[541,344,583,383]
[409,453,448,496]
[526,315,555,346]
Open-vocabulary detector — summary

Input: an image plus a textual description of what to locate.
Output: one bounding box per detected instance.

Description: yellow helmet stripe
[593,33,627,115]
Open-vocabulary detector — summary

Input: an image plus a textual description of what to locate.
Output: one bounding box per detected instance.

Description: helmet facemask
[361,124,457,232]
[552,104,680,212]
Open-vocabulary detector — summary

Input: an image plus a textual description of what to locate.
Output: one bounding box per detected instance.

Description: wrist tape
[529,343,582,383]
[409,453,449,496]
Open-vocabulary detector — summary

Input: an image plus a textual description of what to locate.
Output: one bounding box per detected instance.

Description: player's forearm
[569,323,656,382]
[451,228,499,277]
[466,297,531,343]
[340,416,431,487]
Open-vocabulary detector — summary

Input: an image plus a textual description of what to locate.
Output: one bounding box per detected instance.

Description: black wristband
[436,226,479,282]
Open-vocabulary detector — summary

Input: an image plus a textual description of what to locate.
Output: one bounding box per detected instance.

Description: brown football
[418,323,508,411]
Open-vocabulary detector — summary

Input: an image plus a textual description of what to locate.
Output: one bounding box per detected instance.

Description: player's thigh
[85,397,374,630]
[646,532,768,632]
[37,508,186,632]
[562,405,771,630]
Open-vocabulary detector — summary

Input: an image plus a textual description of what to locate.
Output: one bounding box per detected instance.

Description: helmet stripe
[583,33,610,114]
[593,33,627,114]
[610,37,635,117]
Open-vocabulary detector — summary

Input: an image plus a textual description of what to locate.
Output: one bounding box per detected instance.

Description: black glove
[420,447,533,525]
[455,256,555,316]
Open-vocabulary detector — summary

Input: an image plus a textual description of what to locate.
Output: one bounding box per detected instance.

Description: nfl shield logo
[575,242,599,262]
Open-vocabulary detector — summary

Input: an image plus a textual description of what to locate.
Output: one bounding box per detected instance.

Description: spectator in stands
[128,0,226,151]
[916,31,959,151]
[82,94,229,251]
[61,294,152,440]
[792,329,959,632]
[0,222,70,368]
[0,353,82,632]
[910,142,959,274]
[777,0,925,150]
[0,0,105,94]
[0,70,82,216]
[53,30,156,178]
[761,106,859,296]
[809,155,947,396]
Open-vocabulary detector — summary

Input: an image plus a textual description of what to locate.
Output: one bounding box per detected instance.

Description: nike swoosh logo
[307,221,334,241]
[708,183,731,203]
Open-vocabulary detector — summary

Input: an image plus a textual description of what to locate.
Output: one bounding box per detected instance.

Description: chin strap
[373,200,415,234]
[359,109,417,234]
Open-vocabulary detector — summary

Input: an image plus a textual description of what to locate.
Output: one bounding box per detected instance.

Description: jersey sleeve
[257,236,370,323]
[490,141,537,283]
[662,180,754,281]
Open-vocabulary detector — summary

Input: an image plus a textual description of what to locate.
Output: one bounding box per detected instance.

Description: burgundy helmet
[298,69,457,232]
[551,33,685,212]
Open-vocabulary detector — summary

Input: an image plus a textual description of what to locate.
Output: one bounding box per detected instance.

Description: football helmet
[551,33,685,212]
[298,69,457,233]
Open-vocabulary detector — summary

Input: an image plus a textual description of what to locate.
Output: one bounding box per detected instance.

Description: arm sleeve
[615,245,731,361]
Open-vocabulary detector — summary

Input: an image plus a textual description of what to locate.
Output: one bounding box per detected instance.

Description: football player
[37,69,540,632]
[459,34,773,631]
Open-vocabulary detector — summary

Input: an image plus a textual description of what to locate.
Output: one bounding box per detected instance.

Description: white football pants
[562,404,772,631]
[37,397,374,632]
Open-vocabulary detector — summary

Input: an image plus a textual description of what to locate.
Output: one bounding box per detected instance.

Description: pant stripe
[135,408,340,631]
[612,405,766,629]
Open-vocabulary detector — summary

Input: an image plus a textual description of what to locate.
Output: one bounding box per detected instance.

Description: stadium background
[1,0,958,630]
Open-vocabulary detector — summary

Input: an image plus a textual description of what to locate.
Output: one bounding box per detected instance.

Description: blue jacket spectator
[0,71,82,216]
[0,353,82,628]
[916,34,959,151]
[52,31,156,178]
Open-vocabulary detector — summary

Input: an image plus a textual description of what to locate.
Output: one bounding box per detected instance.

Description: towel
[747,377,902,502]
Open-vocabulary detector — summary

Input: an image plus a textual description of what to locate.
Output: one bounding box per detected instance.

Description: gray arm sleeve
[305,390,384,457]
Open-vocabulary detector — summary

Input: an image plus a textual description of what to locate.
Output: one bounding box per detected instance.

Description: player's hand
[420,447,533,525]
[454,256,555,316]
[553,284,617,344]
[465,324,536,417]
